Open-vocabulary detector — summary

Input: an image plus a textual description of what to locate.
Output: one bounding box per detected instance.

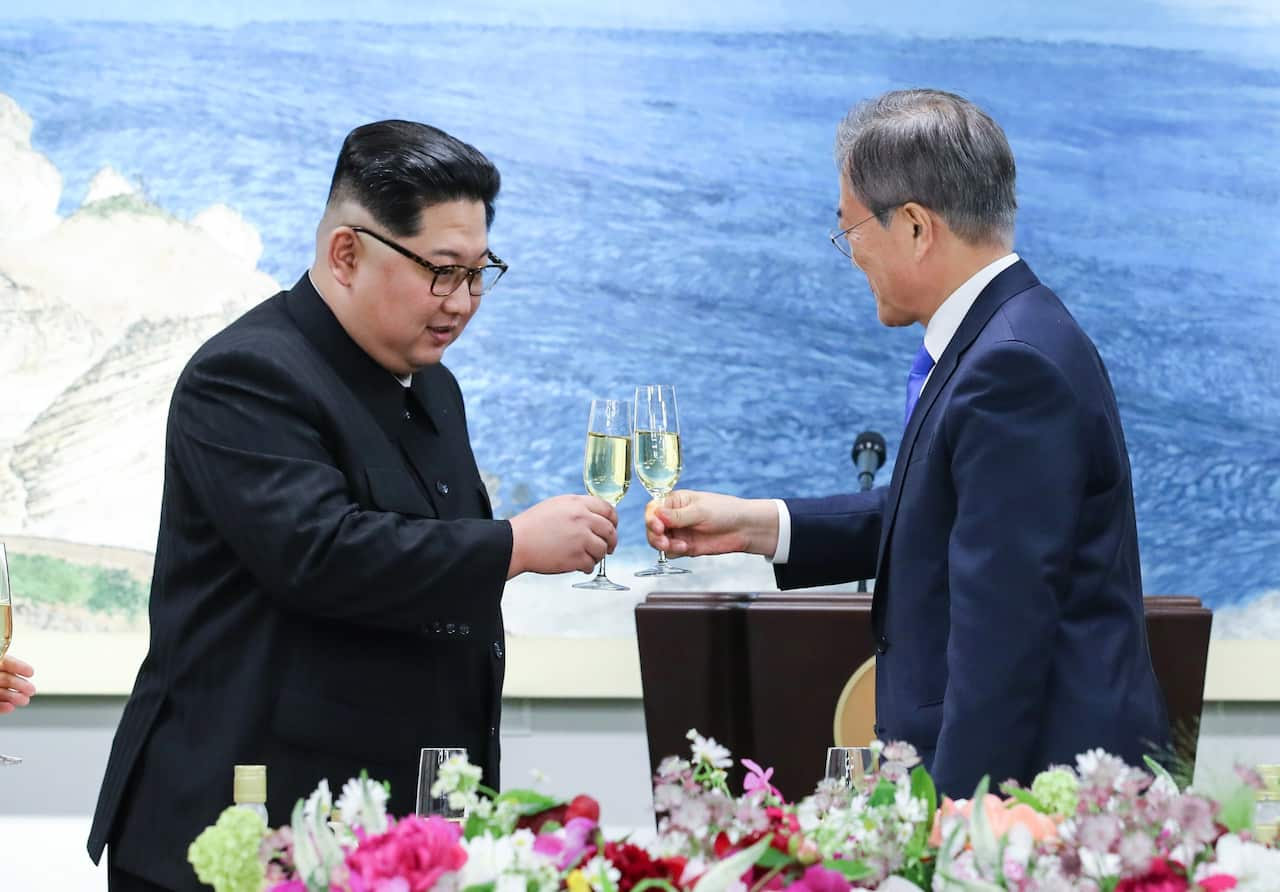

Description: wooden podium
[635,592,1211,800]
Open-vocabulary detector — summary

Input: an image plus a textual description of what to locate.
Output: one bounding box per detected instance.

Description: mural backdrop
[1,1,1277,657]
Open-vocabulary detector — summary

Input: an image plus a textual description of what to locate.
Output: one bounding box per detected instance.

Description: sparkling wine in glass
[633,384,690,577]
[416,746,468,822]
[573,398,632,591]
[1,543,22,766]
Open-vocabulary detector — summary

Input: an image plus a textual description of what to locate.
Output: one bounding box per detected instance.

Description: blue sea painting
[0,0,1277,635]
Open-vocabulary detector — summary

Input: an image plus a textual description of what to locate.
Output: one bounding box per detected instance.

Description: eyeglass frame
[828,204,903,258]
[347,225,508,296]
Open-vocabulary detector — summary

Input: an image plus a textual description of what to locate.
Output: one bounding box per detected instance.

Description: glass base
[0,754,23,766]
[572,577,630,591]
[635,563,691,577]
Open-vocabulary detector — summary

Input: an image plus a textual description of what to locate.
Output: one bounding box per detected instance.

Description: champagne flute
[633,384,690,576]
[416,746,468,822]
[573,398,632,591]
[1,543,22,766]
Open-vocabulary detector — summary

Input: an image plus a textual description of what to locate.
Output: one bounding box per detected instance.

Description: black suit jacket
[88,274,513,890]
[777,261,1169,797]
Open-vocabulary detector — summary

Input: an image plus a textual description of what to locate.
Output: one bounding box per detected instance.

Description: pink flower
[1198,876,1238,892]
[741,759,781,800]
[1114,858,1188,892]
[345,815,467,892]
[533,816,597,870]
[928,795,1059,847]
[267,883,308,892]
[785,865,851,892]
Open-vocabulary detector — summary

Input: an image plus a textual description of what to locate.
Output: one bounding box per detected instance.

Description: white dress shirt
[770,253,1020,564]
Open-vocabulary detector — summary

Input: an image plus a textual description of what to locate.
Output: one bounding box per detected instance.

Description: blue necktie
[904,342,935,427]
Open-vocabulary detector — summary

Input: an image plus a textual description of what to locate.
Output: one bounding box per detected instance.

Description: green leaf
[692,836,773,892]
[821,859,875,881]
[908,765,939,856]
[1217,785,1258,834]
[999,784,1049,814]
[630,881,680,892]
[1143,755,1179,790]
[754,847,791,869]
[868,778,897,808]
[462,884,496,892]
[495,788,563,816]
[965,776,999,874]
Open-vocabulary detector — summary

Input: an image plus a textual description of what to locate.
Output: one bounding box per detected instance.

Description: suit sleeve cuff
[770,498,792,564]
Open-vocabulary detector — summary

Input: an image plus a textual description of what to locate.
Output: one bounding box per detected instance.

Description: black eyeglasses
[348,225,508,297]
[829,205,901,258]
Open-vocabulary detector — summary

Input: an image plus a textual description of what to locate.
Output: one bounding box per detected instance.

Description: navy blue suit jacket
[776,260,1169,799]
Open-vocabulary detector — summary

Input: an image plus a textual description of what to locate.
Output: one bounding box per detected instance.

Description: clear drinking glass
[825,746,876,792]
[1,543,22,766]
[633,384,690,577]
[416,746,468,821]
[573,398,632,591]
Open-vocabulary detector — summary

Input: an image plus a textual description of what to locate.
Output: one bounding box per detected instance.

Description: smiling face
[330,199,490,375]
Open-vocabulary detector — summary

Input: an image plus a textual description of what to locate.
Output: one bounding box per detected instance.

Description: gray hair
[834,89,1016,246]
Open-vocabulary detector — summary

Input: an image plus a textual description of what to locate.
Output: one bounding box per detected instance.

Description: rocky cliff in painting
[0,92,279,550]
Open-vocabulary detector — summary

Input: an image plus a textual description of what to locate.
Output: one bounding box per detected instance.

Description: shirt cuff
[770,498,792,564]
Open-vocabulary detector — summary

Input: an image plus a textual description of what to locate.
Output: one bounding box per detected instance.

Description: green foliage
[6,553,149,617]
[821,859,873,881]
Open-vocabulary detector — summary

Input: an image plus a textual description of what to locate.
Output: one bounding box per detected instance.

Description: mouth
[427,324,457,346]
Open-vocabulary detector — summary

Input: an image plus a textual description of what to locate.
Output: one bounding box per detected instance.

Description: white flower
[336,775,389,834]
[672,797,712,834]
[686,729,733,769]
[461,833,512,886]
[495,874,528,892]
[1198,834,1280,891]
[432,753,483,798]
[581,855,623,892]
[302,779,333,821]
[1078,847,1122,880]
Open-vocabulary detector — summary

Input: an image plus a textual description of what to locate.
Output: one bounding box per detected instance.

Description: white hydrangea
[336,775,389,834]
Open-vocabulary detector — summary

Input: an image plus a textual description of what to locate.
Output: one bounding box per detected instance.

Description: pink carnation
[786,865,851,892]
[345,815,467,892]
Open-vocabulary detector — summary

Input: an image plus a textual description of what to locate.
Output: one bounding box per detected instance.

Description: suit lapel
[873,260,1042,578]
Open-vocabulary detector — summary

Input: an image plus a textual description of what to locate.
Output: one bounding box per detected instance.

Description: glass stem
[596,553,609,580]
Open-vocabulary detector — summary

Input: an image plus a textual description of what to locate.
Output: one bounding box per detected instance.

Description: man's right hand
[508,495,619,578]
[645,490,780,558]
[0,655,36,714]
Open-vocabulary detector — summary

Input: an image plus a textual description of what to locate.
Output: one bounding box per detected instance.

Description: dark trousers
[108,850,174,892]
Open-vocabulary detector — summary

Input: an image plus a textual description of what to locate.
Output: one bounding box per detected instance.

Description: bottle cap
[234,764,267,804]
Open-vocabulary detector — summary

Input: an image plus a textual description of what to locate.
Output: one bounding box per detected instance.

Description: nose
[440,282,474,315]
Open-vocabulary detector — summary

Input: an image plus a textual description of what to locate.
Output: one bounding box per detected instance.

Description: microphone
[851,430,886,492]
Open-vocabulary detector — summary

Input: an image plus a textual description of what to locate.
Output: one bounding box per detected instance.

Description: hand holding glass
[634,384,689,576]
[573,398,632,591]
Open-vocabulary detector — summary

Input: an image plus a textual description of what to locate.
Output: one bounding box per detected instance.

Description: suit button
[459,624,471,636]
[436,480,449,495]
[875,635,888,655]
[489,726,497,737]
[446,623,457,635]
[431,621,443,634]
[491,641,504,659]
[403,409,412,421]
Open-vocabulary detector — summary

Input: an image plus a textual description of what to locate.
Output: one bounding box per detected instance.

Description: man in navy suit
[646,89,1169,798]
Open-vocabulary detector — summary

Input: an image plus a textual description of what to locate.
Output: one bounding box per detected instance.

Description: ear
[328,227,360,287]
[900,202,934,260]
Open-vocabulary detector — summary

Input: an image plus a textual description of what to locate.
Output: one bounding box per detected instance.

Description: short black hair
[326,120,500,235]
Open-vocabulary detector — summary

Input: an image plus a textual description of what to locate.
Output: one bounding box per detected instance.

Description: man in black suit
[88,120,618,891]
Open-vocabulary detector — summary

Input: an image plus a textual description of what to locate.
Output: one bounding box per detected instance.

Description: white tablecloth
[0,816,107,891]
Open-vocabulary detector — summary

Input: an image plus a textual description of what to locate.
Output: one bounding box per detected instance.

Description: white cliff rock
[0,93,62,240]
[83,166,140,205]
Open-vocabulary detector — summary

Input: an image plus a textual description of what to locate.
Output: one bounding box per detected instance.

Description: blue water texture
[1,20,1278,611]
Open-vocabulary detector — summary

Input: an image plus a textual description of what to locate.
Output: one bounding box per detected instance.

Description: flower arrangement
[189,732,1278,892]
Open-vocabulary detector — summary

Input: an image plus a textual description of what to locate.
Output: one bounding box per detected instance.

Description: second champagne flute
[573,398,632,591]
[634,384,690,577]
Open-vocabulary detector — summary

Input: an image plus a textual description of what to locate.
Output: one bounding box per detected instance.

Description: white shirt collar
[923,253,1020,363]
